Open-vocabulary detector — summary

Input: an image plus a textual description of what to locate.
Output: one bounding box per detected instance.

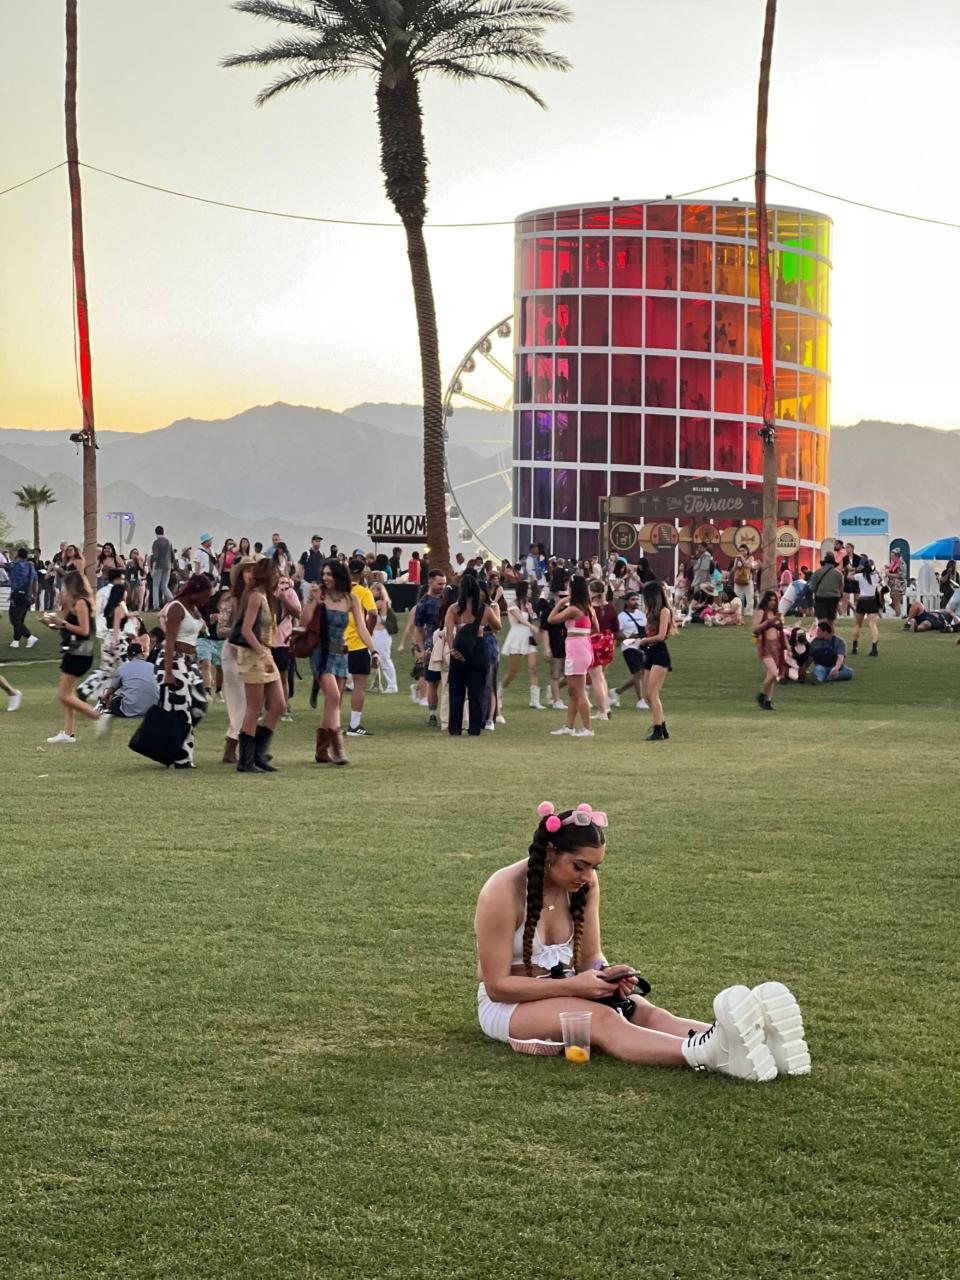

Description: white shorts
[477,983,517,1042]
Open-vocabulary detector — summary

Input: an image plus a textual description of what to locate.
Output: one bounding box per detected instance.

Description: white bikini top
[512,919,573,971]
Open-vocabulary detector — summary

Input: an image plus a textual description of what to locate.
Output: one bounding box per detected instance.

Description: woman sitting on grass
[474,804,809,1080]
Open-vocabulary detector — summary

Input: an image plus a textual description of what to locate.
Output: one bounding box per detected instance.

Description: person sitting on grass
[785,624,813,682]
[711,596,743,626]
[809,620,854,683]
[96,641,160,734]
[474,803,810,1079]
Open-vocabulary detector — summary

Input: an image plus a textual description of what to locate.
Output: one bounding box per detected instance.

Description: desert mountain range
[0,405,955,555]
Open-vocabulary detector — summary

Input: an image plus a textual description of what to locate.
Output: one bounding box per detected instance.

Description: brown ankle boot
[315,727,332,763]
[222,736,238,764]
[329,728,348,766]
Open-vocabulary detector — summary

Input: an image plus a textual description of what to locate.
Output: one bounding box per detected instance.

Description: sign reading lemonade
[837,506,889,537]
[366,513,427,544]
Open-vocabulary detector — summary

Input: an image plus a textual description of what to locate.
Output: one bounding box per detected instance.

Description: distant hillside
[0,402,499,552]
[1,408,955,554]
[830,420,960,546]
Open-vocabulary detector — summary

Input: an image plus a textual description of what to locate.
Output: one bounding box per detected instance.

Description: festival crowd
[2,528,957,760]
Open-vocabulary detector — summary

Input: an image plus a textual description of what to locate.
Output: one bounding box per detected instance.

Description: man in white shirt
[610,589,649,710]
[193,534,214,578]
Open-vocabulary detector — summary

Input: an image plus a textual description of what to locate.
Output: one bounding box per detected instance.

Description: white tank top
[164,602,202,647]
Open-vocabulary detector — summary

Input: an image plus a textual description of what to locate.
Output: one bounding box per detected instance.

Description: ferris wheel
[443,316,514,563]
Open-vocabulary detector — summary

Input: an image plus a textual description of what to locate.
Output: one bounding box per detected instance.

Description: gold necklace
[544,889,565,912]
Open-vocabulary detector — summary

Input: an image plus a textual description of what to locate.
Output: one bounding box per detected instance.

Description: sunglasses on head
[565,809,608,829]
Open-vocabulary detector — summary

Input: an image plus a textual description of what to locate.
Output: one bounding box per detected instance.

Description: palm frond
[13,484,57,508]
[408,0,572,50]
[230,1,328,32]
[225,0,571,106]
[252,64,369,104]
[421,58,549,106]
[223,35,379,72]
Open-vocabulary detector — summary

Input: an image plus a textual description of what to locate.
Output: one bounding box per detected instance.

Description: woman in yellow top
[236,558,284,773]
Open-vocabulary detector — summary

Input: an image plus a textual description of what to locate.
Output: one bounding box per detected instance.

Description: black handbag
[229,610,261,649]
[128,704,188,767]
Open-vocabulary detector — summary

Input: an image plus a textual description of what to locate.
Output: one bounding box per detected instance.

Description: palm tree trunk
[376,72,451,576]
[33,507,40,556]
[755,0,778,593]
[65,0,98,587]
[403,224,450,576]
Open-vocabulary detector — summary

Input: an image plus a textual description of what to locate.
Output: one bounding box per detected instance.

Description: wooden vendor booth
[600,478,800,574]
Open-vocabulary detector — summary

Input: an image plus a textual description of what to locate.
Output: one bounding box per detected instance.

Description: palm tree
[65,0,99,586]
[224,0,571,574]
[754,0,778,593]
[13,485,57,554]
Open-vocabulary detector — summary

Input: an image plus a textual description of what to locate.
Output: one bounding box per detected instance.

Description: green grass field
[1,618,958,1279]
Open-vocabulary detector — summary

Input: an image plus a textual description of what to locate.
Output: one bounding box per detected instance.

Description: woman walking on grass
[547,575,596,738]
[157,575,213,770]
[851,560,882,658]
[499,581,542,710]
[235,558,285,774]
[753,589,785,713]
[636,582,675,740]
[304,558,377,766]
[587,578,617,721]
[474,802,810,1078]
[370,580,399,694]
[44,570,100,743]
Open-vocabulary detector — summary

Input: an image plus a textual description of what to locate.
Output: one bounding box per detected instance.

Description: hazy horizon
[2,1,959,433]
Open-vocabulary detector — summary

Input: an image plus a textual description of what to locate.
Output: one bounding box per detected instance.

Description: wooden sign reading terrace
[607,479,764,522]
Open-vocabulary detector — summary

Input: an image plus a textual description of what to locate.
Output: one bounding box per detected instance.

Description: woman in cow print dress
[158,575,214,769]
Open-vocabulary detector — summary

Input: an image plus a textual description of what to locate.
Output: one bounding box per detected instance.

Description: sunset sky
[1,0,958,433]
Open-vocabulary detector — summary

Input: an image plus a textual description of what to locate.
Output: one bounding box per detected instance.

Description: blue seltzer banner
[837,506,889,537]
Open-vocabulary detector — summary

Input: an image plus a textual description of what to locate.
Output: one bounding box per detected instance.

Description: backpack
[384,606,398,636]
[734,562,750,586]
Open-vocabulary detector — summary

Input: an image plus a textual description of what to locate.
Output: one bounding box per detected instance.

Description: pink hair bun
[576,803,593,814]
[537,801,556,818]
[545,816,562,834]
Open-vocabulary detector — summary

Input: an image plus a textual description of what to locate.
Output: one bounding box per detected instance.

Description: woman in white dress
[499,581,542,709]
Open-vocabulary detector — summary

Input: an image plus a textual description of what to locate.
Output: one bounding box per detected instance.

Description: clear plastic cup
[559,1011,592,1063]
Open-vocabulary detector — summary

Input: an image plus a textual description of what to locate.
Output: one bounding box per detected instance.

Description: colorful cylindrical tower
[512,199,831,562]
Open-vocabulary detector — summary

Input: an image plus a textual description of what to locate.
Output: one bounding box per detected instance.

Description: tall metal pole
[65,0,98,585]
[755,0,778,592]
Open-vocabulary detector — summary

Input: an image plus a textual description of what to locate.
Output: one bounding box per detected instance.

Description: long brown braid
[569,885,590,973]
[522,828,549,975]
[523,814,605,975]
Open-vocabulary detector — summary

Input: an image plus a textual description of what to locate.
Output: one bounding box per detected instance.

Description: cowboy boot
[236,731,262,773]
[329,727,349,766]
[254,726,278,772]
[315,726,332,764]
[222,736,238,764]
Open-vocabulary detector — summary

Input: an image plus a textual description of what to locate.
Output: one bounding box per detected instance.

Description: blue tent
[911,538,960,560]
